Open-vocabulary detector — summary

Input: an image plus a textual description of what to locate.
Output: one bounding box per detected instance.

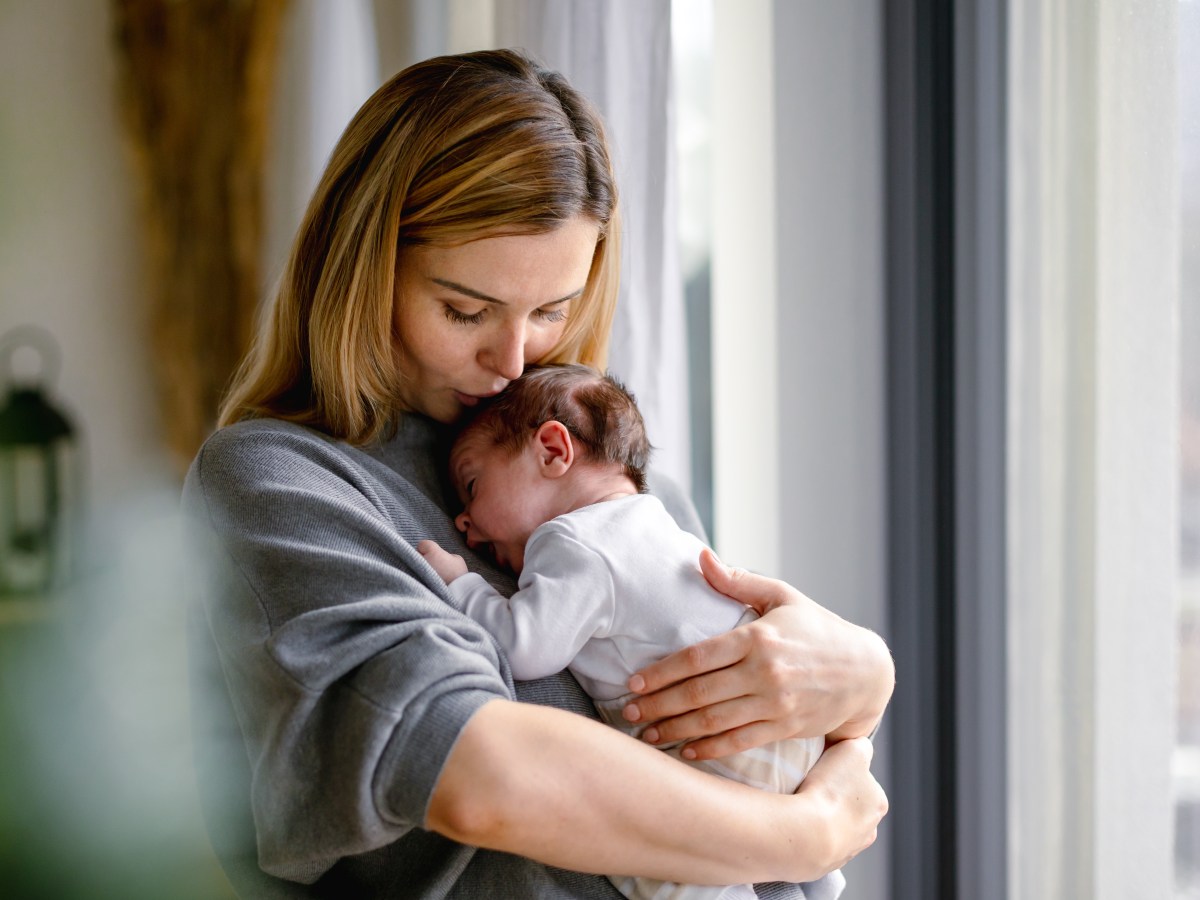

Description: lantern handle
[0,325,62,390]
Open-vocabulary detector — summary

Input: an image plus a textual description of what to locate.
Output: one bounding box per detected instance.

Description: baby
[418,364,842,900]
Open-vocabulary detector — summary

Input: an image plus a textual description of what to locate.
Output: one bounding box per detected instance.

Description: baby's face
[450,429,559,574]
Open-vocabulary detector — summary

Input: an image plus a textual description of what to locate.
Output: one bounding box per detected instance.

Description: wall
[0,3,231,895]
[0,1,167,514]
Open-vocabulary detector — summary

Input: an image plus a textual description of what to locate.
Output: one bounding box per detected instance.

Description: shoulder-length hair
[219,49,620,443]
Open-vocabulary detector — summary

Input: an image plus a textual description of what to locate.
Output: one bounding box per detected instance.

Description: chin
[418,398,464,425]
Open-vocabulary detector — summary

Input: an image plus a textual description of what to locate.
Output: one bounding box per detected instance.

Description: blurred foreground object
[0,326,79,597]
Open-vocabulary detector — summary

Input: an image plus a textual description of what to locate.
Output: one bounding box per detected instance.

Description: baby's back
[539,493,751,702]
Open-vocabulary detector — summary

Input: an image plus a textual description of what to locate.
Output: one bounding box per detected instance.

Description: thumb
[698,548,789,614]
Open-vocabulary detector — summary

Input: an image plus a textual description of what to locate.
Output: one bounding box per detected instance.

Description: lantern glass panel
[0,439,75,596]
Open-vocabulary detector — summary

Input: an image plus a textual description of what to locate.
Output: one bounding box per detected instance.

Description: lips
[455,389,503,407]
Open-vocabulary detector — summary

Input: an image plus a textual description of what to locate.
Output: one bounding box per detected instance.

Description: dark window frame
[885,1,1007,897]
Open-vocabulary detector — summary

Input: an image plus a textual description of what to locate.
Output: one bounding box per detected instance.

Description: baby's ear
[534,420,574,478]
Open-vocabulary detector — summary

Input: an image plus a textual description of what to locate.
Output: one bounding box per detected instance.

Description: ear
[533,420,574,478]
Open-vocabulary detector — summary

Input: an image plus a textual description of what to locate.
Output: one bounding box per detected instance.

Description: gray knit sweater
[182,415,812,899]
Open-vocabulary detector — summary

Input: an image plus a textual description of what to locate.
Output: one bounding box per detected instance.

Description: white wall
[0,4,232,894]
[0,1,167,520]
[711,0,779,572]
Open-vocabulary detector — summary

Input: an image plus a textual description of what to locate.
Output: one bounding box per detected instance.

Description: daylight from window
[671,0,714,534]
[1178,3,1200,897]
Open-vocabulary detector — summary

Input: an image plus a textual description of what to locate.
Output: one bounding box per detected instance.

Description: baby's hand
[417,540,469,583]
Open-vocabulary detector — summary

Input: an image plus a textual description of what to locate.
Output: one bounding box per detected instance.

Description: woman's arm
[428,698,886,885]
[623,550,895,759]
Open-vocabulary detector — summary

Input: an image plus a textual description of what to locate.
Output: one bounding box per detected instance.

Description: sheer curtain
[263,0,379,290]
[1007,1,1179,895]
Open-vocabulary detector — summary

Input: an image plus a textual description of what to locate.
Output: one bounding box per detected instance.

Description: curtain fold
[1007,1,1179,895]
[112,0,289,472]
[263,0,379,288]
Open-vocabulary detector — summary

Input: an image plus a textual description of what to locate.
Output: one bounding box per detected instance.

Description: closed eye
[444,305,486,326]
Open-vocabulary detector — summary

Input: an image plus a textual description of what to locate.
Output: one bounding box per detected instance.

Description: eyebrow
[431,277,584,307]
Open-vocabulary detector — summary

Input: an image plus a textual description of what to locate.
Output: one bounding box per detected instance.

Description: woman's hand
[417,539,469,583]
[794,736,888,871]
[622,549,894,759]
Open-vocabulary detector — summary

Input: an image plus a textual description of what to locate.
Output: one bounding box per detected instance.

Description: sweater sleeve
[183,423,512,884]
[448,530,615,681]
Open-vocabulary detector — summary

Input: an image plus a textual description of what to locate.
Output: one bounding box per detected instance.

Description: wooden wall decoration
[111,0,289,474]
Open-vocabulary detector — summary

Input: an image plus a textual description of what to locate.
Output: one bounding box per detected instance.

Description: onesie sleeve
[449,529,616,682]
[183,423,511,884]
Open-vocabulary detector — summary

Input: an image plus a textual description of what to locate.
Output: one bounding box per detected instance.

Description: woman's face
[393,217,601,423]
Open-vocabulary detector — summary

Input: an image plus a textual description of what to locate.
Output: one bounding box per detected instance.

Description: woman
[185,49,892,898]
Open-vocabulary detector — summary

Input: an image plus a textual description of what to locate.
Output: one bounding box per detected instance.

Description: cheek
[401,313,469,373]
[525,321,567,363]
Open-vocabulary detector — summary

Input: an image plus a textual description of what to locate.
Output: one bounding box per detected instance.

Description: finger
[417,540,437,557]
[632,690,771,744]
[810,735,875,772]
[674,719,788,762]
[626,628,752,697]
[697,548,739,596]
[698,549,793,613]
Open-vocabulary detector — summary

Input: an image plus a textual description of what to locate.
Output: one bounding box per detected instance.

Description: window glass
[1178,3,1200,897]
[671,0,714,536]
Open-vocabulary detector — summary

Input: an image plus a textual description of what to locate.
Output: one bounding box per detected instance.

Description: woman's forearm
[427,699,843,885]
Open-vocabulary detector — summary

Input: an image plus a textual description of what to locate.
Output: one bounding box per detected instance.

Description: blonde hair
[219,49,621,443]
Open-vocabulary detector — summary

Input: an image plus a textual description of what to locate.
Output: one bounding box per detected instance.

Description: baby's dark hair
[458,363,652,493]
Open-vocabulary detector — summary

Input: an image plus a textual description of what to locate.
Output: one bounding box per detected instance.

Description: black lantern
[0,327,78,597]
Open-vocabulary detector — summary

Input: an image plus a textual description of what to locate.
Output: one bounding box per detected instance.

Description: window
[1177,4,1200,896]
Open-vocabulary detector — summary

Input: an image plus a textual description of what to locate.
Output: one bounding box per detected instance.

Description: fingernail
[623,703,642,722]
[643,727,660,744]
[628,674,646,693]
[681,746,697,760]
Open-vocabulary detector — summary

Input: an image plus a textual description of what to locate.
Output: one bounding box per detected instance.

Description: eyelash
[444,306,485,326]
[442,305,568,326]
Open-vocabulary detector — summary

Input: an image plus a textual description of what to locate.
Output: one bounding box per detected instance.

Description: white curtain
[264,0,379,290]
[1007,1,1179,896]
[493,0,692,490]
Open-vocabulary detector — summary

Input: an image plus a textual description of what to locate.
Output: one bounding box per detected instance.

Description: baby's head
[449,364,651,572]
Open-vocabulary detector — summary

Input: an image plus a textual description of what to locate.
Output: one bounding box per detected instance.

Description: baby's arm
[421,530,612,682]
[417,539,468,583]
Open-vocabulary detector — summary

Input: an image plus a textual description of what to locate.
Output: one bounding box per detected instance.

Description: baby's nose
[455,510,470,535]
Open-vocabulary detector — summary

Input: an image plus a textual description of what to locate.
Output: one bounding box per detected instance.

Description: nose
[455,510,481,548]
[480,320,526,381]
